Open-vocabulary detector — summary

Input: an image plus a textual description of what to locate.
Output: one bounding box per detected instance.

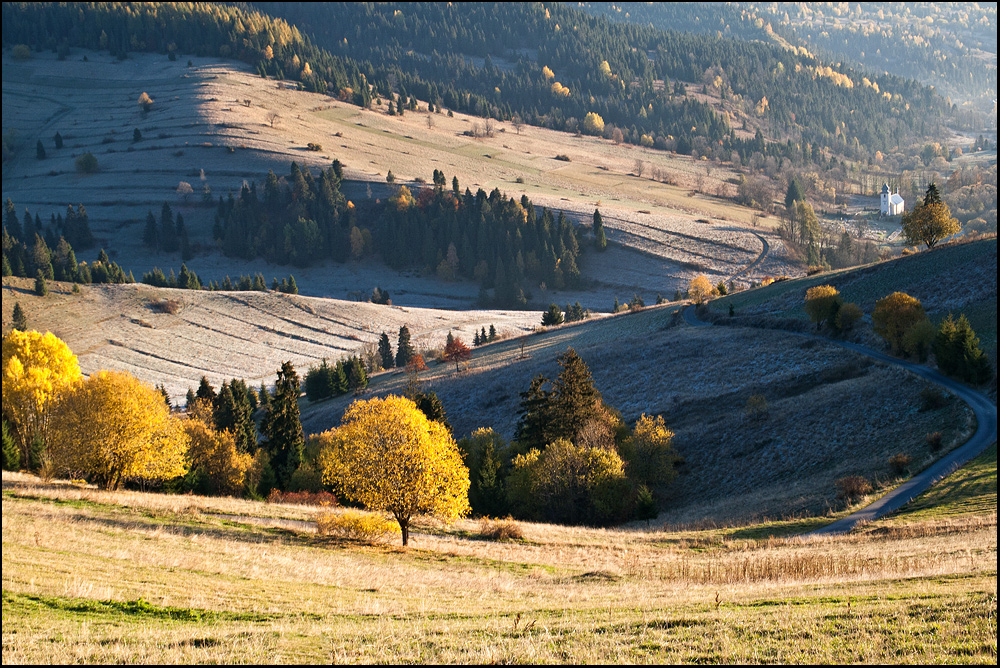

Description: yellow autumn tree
[49,371,188,489]
[541,65,555,80]
[687,274,716,305]
[619,414,678,487]
[184,419,253,496]
[318,395,470,545]
[2,330,82,469]
[872,292,927,355]
[582,112,605,135]
[804,285,843,329]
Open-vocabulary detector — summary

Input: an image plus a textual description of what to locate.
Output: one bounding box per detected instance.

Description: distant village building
[880,182,904,216]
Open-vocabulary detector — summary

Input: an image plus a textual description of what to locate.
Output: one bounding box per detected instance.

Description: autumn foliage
[441,336,471,372]
[183,419,252,496]
[872,292,927,354]
[49,371,187,489]
[2,330,82,468]
[318,395,470,545]
[803,285,843,329]
[687,274,716,305]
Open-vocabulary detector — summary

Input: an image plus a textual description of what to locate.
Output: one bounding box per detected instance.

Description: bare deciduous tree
[266,111,280,128]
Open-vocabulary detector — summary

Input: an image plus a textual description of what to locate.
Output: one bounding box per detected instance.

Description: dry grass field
[3,50,797,309]
[2,471,995,663]
[0,276,541,403]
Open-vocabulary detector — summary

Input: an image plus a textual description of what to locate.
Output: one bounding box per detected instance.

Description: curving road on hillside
[683,305,998,534]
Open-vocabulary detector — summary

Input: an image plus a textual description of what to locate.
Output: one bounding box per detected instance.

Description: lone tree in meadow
[687,274,715,305]
[11,302,28,331]
[137,91,154,113]
[395,325,415,368]
[318,395,470,546]
[541,303,564,326]
[441,334,471,373]
[378,332,394,370]
[902,182,961,249]
[593,209,607,251]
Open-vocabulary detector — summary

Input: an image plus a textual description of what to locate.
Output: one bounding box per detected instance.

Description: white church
[880,182,904,216]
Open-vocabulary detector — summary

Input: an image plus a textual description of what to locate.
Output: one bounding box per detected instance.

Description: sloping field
[710,238,999,355]
[300,301,973,525]
[0,277,541,403]
[3,50,797,309]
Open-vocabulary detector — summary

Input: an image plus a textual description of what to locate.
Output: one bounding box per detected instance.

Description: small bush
[267,489,338,506]
[515,175,525,184]
[316,509,399,543]
[306,142,322,151]
[75,152,99,174]
[477,516,524,541]
[554,154,571,161]
[150,298,181,314]
[835,475,872,501]
[925,431,943,452]
[919,386,948,411]
[888,453,912,475]
[745,393,768,421]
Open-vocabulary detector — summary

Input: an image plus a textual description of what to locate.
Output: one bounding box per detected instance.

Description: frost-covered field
[1,277,540,403]
[3,50,798,310]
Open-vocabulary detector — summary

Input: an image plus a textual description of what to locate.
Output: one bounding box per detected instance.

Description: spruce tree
[395,325,415,367]
[593,209,607,251]
[34,270,47,296]
[195,376,216,403]
[258,382,271,411]
[515,374,555,451]
[378,332,394,369]
[185,388,196,409]
[347,356,368,391]
[480,326,488,344]
[412,390,451,432]
[11,302,27,330]
[261,361,304,489]
[54,131,63,149]
[36,140,46,160]
[2,418,20,471]
[542,303,564,326]
[551,348,601,442]
[488,324,497,341]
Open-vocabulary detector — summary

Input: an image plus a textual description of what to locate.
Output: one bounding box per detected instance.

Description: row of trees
[802,285,992,386]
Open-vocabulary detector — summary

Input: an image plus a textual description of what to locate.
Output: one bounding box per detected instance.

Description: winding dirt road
[683,305,998,534]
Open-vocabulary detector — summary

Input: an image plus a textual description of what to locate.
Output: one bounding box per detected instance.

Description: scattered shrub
[150,298,181,314]
[74,152,99,174]
[515,176,525,184]
[836,302,863,331]
[835,475,872,501]
[888,453,912,475]
[745,394,769,421]
[919,386,948,411]
[925,431,943,452]
[477,516,523,541]
[306,142,322,151]
[316,509,400,543]
[554,154,571,161]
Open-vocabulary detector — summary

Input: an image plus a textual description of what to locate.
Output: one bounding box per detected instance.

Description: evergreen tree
[347,356,368,391]
[593,209,607,251]
[156,382,171,409]
[785,178,805,209]
[542,303,564,326]
[473,330,481,346]
[412,390,451,432]
[258,382,271,411]
[2,417,20,471]
[489,324,497,341]
[395,325,415,367]
[634,485,658,525]
[185,387,196,408]
[551,348,602,442]
[378,332,394,369]
[34,270,47,296]
[54,131,63,150]
[261,361,304,489]
[11,302,27,331]
[195,376,216,403]
[159,202,176,252]
[515,374,556,451]
[36,140,46,160]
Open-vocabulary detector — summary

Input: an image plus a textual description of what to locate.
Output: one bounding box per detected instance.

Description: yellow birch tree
[2,330,82,468]
[318,395,469,545]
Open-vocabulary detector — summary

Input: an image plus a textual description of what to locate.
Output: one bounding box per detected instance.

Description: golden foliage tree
[184,419,253,496]
[687,274,716,305]
[901,183,961,249]
[619,414,678,488]
[49,371,187,489]
[872,292,926,354]
[2,330,82,468]
[582,112,605,135]
[803,285,843,329]
[318,395,470,545]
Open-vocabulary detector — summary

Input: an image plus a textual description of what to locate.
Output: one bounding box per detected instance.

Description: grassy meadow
[2,469,996,664]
